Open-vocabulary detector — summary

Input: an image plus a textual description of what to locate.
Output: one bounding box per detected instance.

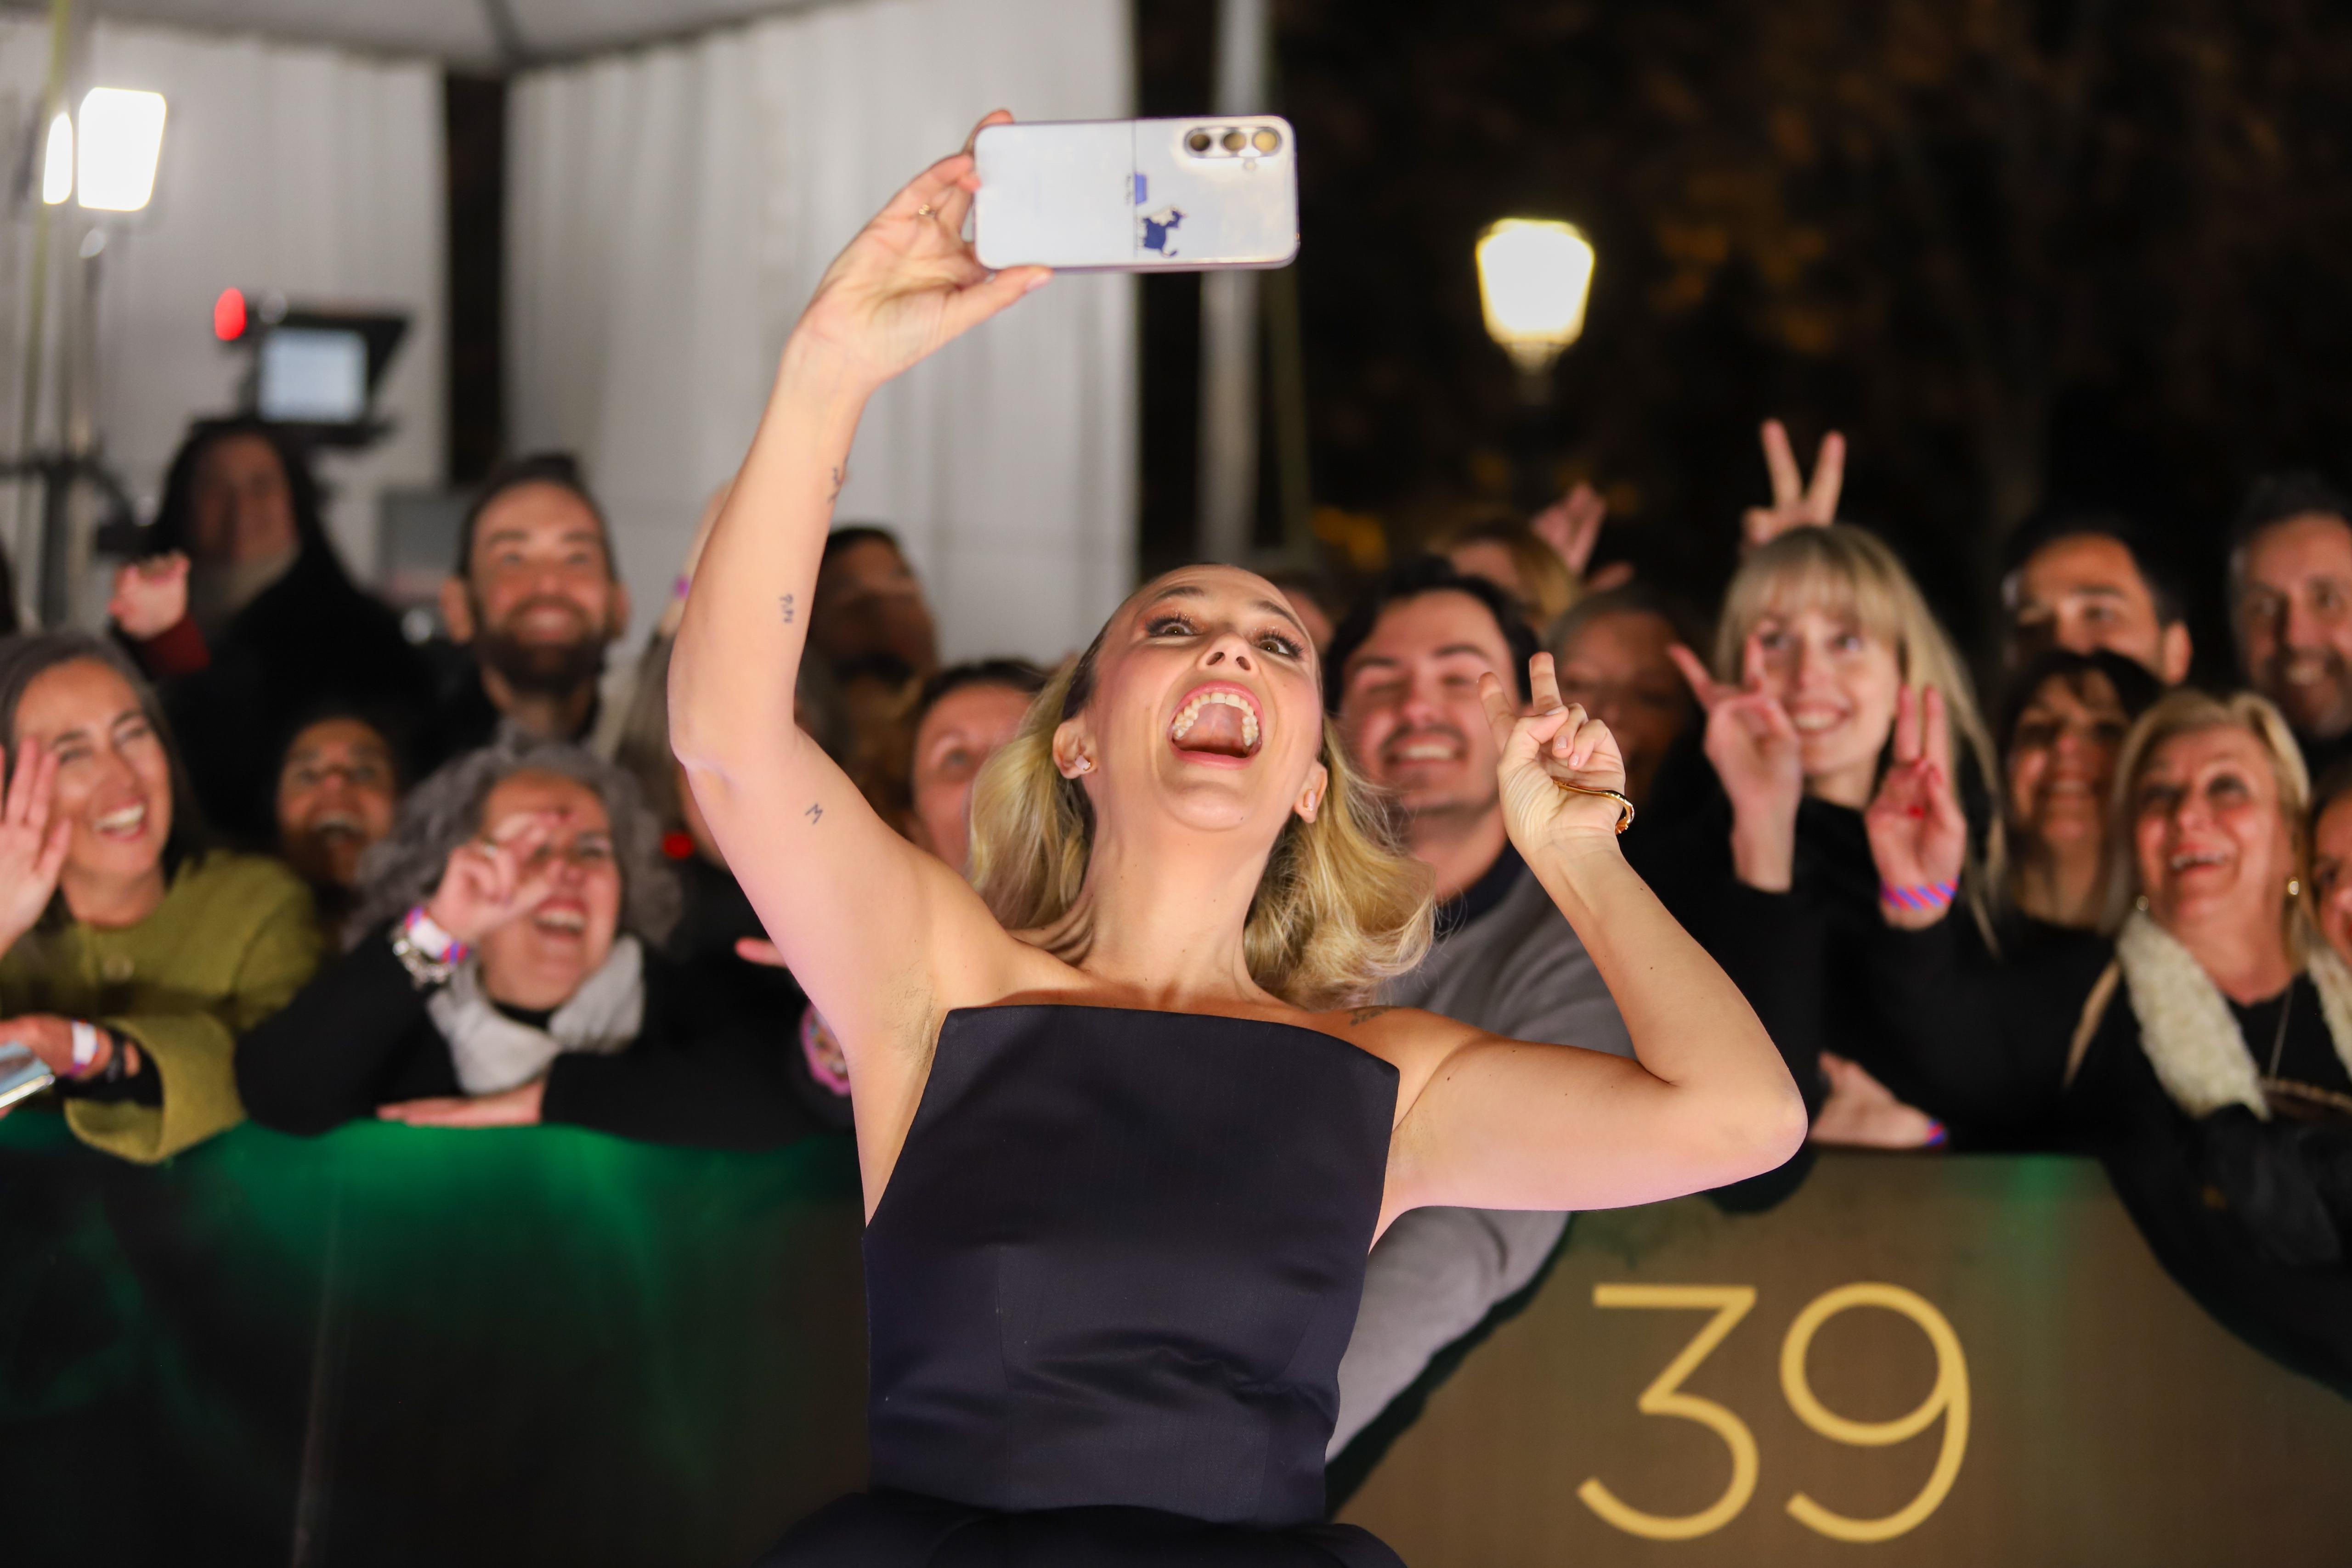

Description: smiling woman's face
[474,770,622,1011]
[2131,724,2295,935]
[1063,566,1328,844]
[12,658,173,893]
[2007,671,2131,850]
[1748,603,1902,796]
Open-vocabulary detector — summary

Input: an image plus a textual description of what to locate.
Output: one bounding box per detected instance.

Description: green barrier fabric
[0,1111,869,1567]
[9,1121,2351,1567]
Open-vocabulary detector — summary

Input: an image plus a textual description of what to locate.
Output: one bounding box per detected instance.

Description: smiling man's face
[1336,589,1517,823]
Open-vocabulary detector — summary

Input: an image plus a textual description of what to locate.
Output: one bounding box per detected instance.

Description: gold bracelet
[1556,781,1636,835]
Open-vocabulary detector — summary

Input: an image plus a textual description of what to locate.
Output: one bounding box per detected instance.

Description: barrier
[1341,1153,2352,1565]
[3,1116,2346,1565]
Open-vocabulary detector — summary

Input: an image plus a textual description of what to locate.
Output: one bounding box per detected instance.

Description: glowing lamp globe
[1475,219,1595,375]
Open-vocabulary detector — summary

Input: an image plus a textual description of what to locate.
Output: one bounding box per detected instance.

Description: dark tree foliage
[1241,0,2352,656]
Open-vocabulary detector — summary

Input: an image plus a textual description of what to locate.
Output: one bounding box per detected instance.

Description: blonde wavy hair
[965,598,1435,1011]
[1714,525,2006,934]
[2104,688,2310,946]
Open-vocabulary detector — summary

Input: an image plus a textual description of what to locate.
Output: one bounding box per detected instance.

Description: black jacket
[159,549,429,845]
[1863,912,2352,1396]
[236,927,841,1151]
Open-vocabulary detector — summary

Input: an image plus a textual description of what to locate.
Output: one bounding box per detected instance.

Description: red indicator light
[213,288,246,341]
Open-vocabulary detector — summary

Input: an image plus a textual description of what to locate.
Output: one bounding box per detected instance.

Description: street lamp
[1476,217,1595,382]
[1476,217,1596,510]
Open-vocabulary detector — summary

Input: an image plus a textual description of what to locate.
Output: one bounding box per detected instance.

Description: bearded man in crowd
[2231,471,2352,777]
[420,454,632,769]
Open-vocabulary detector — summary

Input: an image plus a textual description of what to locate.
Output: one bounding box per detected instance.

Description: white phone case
[973,117,1299,273]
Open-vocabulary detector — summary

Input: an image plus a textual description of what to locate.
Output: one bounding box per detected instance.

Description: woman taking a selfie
[670,115,1803,1566]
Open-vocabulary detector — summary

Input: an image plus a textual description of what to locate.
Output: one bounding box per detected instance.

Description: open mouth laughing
[1168,683,1263,763]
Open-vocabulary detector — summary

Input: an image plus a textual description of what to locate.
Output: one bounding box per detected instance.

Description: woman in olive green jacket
[0,632,320,1162]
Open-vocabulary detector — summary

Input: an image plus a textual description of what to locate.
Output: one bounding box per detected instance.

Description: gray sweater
[1329,845,1632,1456]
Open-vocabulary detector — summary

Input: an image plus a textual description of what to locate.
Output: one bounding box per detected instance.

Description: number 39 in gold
[1574,1282,1969,1543]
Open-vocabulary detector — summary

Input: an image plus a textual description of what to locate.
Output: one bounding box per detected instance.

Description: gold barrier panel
[1341,1152,2352,1566]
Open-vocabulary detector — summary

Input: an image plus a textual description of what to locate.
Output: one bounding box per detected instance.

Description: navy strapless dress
[758,1004,1406,1567]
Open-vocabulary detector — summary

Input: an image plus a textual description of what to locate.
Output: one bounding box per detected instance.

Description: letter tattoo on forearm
[780,592,796,624]
[828,464,846,500]
[805,802,824,824]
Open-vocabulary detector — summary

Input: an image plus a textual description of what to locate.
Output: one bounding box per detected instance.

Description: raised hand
[1478,652,1631,857]
[1741,418,1845,549]
[1863,684,1968,928]
[422,810,563,946]
[108,553,190,640]
[1667,640,1804,891]
[1530,482,1608,579]
[792,111,1051,395]
[0,741,69,953]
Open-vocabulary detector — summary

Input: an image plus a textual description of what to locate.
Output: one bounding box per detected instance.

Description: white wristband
[405,906,464,963]
[69,1019,100,1073]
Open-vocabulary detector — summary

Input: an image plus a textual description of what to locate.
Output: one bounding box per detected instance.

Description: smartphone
[973,117,1299,273]
[0,1040,53,1112]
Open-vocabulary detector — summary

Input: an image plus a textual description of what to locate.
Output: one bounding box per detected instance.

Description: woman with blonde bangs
[670,116,1804,1567]
[1649,524,2000,1168]
[1864,688,2352,1393]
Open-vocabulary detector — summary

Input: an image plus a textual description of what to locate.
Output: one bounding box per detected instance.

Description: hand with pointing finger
[1478,652,1630,857]
[1668,640,1804,891]
[1863,684,1969,929]
[1741,418,1845,550]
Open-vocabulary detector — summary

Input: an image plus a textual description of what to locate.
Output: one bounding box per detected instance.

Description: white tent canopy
[4,0,837,66]
[0,0,1138,665]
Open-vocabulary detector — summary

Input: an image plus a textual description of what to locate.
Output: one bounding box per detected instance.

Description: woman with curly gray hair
[236,733,839,1147]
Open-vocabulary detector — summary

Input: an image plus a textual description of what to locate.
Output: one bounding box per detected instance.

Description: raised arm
[669,118,1050,1072]
[1378,654,1807,1227]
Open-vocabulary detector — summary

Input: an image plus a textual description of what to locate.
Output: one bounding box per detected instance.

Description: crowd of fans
[2,409,2348,1446]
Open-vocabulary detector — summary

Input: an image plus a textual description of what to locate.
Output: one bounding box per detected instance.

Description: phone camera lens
[1252,128,1281,153]
[1187,130,1212,153]
[1221,129,1246,152]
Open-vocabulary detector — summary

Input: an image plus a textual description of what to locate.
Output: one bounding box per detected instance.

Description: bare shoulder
[1303,1004,1485,1113]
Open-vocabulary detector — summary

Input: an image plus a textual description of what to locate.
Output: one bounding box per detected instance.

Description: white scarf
[425,935,646,1095]
[2112,911,2352,1120]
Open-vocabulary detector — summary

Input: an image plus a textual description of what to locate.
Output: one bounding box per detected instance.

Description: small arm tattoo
[1347,1006,1395,1026]
[779,592,795,624]
[828,464,846,499]
[805,802,824,824]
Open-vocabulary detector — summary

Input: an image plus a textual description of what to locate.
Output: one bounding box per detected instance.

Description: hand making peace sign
[1668,636,1806,891]
[1863,684,1969,929]
[1741,418,1845,549]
